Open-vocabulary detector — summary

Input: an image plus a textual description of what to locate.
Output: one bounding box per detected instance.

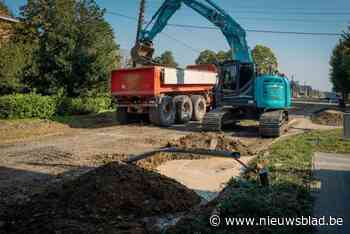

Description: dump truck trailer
[111,65,218,126]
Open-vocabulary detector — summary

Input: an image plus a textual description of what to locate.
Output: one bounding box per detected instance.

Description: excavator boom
[131,0,252,65]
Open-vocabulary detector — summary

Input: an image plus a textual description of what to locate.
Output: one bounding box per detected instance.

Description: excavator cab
[217,60,256,106]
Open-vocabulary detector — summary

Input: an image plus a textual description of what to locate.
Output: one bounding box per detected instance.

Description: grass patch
[0,118,68,144]
[0,110,117,144]
[52,110,117,128]
[167,129,350,234]
[305,129,350,153]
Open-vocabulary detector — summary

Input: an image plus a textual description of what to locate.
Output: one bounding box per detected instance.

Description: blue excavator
[131,0,291,137]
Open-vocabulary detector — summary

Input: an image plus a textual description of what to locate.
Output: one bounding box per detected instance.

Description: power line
[108,10,348,25]
[142,0,350,15]
[107,11,136,20]
[232,11,350,16]
[167,23,342,36]
[233,17,347,24]
[106,11,343,36]
[107,11,201,53]
[160,32,201,53]
[144,6,349,23]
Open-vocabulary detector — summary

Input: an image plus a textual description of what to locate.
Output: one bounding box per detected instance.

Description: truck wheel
[116,107,128,124]
[149,96,175,127]
[174,95,193,124]
[191,95,207,121]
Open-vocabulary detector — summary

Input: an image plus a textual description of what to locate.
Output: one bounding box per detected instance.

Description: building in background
[0,14,18,46]
[290,80,300,98]
[120,49,131,68]
[299,85,312,97]
[290,78,325,99]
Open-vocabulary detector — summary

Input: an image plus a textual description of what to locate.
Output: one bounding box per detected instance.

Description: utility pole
[133,0,146,67]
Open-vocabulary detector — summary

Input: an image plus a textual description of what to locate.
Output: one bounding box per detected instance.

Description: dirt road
[0,113,339,210]
[0,120,264,205]
[0,122,187,209]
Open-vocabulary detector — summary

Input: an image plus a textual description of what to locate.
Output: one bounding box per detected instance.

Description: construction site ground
[0,110,340,233]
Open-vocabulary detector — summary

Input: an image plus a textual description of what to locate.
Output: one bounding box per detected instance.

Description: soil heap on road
[1,162,200,234]
[169,132,253,156]
[313,110,343,126]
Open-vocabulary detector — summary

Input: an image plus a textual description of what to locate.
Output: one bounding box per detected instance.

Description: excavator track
[201,108,235,132]
[259,110,288,137]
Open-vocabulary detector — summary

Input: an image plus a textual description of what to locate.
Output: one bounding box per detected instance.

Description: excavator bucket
[131,41,155,65]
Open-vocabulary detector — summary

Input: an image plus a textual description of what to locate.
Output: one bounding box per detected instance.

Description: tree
[195,50,218,64]
[154,50,178,67]
[16,0,120,97]
[195,49,232,64]
[216,50,231,62]
[252,45,278,74]
[330,37,350,100]
[0,41,36,95]
[0,1,34,95]
[343,25,350,48]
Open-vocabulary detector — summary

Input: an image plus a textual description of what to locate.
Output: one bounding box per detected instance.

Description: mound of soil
[169,133,253,156]
[313,110,343,126]
[1,162,200,234]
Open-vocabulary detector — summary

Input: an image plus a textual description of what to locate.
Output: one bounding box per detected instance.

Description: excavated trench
[155,133,255,201]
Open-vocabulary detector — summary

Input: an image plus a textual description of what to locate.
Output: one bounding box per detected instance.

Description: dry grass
[0,119,69,144]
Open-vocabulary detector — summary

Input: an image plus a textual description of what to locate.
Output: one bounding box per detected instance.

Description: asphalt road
[313,152,350,234]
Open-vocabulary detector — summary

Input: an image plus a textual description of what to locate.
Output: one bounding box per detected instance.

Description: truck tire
[173,95,193,124]
[191,95,207,121]
[116,107,128,124]
[149,96,175,127]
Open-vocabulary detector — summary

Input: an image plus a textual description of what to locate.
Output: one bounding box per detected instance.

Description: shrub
[0,93,112,119]
[0,93,57,119]
[58,96,112,115]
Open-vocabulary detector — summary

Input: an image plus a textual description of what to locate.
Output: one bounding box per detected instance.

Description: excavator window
[219,61,255,95]
[222,65,237,90]
[239,63,255,90]
[219,61,238,91]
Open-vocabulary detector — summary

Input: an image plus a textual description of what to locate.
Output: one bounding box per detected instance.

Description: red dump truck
[111,65,218,126]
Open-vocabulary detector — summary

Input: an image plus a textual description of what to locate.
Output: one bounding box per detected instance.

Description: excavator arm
[131,0,252,65]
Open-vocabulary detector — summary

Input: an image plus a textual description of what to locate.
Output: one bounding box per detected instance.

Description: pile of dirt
[312,110,343,126]
[169,133,253,156]
[1,162,200,234]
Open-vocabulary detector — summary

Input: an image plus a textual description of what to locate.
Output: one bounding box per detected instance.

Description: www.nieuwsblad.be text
[209,215,344,227]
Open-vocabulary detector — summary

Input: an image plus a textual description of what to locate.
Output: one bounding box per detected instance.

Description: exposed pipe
[125,147,270,186]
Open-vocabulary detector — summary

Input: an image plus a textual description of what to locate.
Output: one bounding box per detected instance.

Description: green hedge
[57,96,112,115]
[0,93,57,119]
[0,93,112,119]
